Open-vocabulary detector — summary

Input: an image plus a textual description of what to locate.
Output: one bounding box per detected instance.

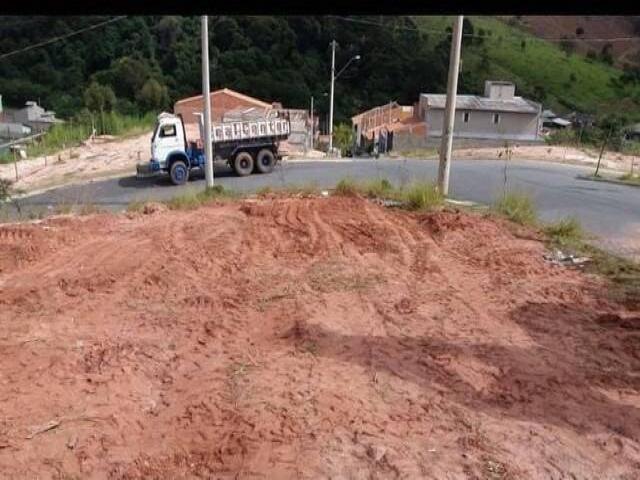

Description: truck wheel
[233,152,254,176]
[170,160,189,185]
[255,149,275,174]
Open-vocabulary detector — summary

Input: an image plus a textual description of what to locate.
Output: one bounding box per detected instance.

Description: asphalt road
[5,158,640,259]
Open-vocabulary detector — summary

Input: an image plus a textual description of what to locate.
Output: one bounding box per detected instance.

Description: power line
[328,15,640,44]
[0,16,127,61]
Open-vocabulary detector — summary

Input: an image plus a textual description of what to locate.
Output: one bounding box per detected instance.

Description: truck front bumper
[136,160,162,178]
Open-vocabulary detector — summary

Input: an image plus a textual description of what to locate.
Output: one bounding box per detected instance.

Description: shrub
[493,192,537,225]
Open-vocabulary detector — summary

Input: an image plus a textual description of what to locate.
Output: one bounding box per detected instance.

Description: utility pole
[328,39,336,155]
[310,96,314,150]
[201,15,214,188]
[437,15,464,197]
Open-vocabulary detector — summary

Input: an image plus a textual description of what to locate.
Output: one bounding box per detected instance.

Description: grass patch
[334,178,359,197]
[256,186,274,196]
[619,173,640,185]
[126,200,146,213]
[0,112,155,164]
[361,178,396,199]
[493,192,538,225]
[78,204,103,216]
[281,182,321,196]
[489,190,640,307]
[166,185,235,210]
[543,217,584,246]
[401,181,443,211]
[395,148,438,158]
[331,177,442,211]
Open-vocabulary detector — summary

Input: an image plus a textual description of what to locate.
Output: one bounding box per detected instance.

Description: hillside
[415,16,640,116]
[513,16,640,68]
[1,16,639,123]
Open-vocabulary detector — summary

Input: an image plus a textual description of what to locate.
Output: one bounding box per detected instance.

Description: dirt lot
[0,196,639,479]
[453,144,639,173]
[0,132,153,194]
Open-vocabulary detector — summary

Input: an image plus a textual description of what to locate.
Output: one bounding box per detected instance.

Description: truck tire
[255,149,275,174]
[233,151,254,177]
[170,160,189,185]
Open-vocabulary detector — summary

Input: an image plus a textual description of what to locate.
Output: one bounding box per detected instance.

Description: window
[159,124,176,138]
[463,112,470,123]
[492,113,501,124]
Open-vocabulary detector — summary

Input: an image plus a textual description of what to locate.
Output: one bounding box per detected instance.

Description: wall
[174,91,270,124]
[425,108,541,141]
[392,131,432,151]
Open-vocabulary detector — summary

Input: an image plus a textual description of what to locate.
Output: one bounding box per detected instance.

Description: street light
[328,40,360,155]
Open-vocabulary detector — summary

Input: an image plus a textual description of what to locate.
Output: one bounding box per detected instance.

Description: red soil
[0,196,638,479]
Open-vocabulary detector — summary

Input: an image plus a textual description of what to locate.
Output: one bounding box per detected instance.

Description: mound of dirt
[0,196,638,478]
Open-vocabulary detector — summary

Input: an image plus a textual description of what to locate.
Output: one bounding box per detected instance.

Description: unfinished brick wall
[174,90,271,124]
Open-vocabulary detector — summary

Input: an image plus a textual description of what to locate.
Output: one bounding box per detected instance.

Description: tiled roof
[420,94,540,114]
[175,88,271,108]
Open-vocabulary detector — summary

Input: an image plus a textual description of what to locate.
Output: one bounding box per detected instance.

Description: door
[153,121,182,165]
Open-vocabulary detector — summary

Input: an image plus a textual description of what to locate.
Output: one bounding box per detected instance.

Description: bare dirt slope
[0,196,638,479]
[517,16,640,67]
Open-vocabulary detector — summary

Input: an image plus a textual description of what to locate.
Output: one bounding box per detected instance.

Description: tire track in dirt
[1,196,639,479]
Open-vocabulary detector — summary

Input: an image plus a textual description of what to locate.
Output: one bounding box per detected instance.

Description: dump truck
[136,111,290,185]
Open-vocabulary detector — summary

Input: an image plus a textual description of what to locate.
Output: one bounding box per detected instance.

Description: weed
[619,173,640,185]
[126,200,145,213]
[78,204,103,215]
[282,183,321,196]
[55,203,74,215]
[334,178,359,197]
[362,178,396,199]
[166,185,235,210]
[544,217,584,246]
[256,186,274,196]
[493,192,537,225]
[401,181,443,211]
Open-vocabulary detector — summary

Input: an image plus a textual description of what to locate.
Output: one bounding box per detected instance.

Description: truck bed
[196,116,290,144]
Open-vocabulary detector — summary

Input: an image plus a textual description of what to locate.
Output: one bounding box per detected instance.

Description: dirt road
[0,196,638,478]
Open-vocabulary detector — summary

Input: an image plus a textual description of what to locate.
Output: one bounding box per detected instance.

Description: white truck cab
[151,113,187,169]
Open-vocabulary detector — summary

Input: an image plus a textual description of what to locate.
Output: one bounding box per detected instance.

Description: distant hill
[1,16,639,123]
[415,16,640,117]
[511,16,640,68]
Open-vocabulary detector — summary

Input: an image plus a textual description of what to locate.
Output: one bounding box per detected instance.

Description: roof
[351,101,402,122]
[174,88,271,108]
[420,94,540,114]
[625,123,640,133]
[551,118,572,127]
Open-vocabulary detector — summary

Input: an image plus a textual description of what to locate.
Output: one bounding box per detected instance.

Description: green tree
[333,123,354,155]
[136,78,169,112]
[83,82,116,113]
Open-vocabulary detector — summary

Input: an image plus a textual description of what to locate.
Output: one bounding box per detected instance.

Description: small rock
[66,435,78,450]
[366,444,387,462]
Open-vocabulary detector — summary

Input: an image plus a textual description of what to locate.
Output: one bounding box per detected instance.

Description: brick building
[173,88,276,124]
